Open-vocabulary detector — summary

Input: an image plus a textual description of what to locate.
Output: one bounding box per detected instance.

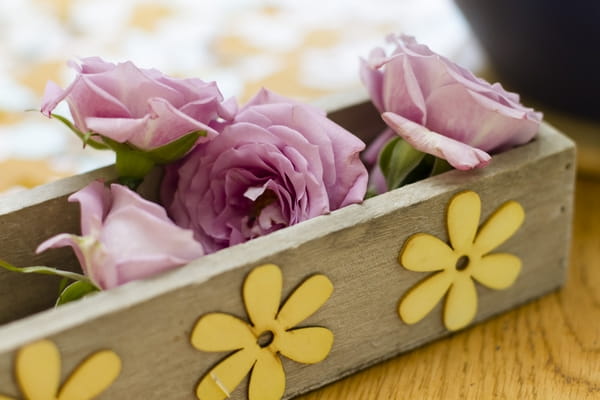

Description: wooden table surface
[300,163,600,397]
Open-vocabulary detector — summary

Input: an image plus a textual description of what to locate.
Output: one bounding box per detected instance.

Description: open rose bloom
[37,181,204,289]
[162,89,368,254]
[41,57,235,150]
[361,34,542,173]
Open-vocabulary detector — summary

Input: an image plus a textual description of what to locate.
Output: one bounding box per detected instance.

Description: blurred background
[1,0,598,194]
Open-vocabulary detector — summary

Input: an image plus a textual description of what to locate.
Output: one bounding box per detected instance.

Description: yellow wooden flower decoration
[0,339,121,400]
[191,263,334,400]
[398,191,525,331]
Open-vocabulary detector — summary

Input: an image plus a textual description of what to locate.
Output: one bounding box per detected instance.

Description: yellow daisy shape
[0,339,121,400]
[398,191,525,331]
[191,264,334,400]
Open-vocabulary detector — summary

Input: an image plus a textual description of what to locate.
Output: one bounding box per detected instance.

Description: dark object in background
[455,0,600,120]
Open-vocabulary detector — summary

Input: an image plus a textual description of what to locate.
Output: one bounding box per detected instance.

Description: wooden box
[0,94,576,399]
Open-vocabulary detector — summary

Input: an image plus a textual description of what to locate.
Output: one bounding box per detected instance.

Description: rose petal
[41,81,68,117]
[382,54,426,124]
[68,180,111,235]
[382,112,491,170]
[85,98,217,150]
[359,55,385,112]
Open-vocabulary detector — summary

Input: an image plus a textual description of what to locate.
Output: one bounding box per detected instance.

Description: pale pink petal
[86,98,217,150]
[68,180,111,235]
[382,54,426,124]
[362,127,395,167]
[425,85,540,151]
[40,81,68,117]
[359,56,385,112]
[36,233,89,275]
[382,112,491,170]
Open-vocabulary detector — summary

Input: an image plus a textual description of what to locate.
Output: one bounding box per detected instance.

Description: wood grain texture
[298,175,600,400]
[0,120,576,399]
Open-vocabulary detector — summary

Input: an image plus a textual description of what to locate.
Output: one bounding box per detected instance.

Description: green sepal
[0,259,91,283]
[146,130,205,163]
[402,154,435,186]
[102,130,204,188]
[58,277,70,294]
[378,137,426,191]
[430,157,453,177]
[50,113,109,150]
[109,143,155,183]
[55,280,100,306]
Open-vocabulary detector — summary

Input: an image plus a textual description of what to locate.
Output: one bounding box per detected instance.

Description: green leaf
[55,280,100,306]
[50,113,109,150]
[0,259,91,282]
[430,157,453,176]
[402,154,435,185]
[378,137,426,191]
[58,277,70,294]
[146,130,205,164]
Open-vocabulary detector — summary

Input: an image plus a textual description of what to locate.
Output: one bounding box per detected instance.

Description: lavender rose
[37,181,204,289]
[162,89,368,253]
[41,57,235,150]
[361,34,542,171]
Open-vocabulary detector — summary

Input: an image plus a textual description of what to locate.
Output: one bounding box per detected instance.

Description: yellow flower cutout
[0,339,121,400]
[191,264,334,400]
[398,191,525,331]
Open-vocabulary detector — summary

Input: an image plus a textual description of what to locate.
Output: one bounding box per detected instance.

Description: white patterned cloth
[0,0,482,192]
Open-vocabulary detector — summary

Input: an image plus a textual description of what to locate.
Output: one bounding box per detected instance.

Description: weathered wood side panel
[0,123,575,399]
[0,166,116,323]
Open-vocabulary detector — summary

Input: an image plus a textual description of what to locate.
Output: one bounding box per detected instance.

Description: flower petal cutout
[243,264,282,328]
[400,233,455,272]
[191,313,256,352]
[276,274,333,330]
[399,270,455,324]
[277,327,334,364]
[57,350,121,400]
[473,200,525,255]
[447,191,481,253]
[471,253,522,289]
[196,348,258,400]
[444,274,478,331]
[248,350,286,400]
[15,339,61,400]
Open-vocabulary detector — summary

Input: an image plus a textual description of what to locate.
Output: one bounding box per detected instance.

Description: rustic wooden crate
[0,95,576,399]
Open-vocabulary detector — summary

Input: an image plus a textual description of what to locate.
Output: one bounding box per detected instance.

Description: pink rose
[361,34,542,171]
[162,89,368,253]
[37,181,204,289]
[41,57,235,150]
